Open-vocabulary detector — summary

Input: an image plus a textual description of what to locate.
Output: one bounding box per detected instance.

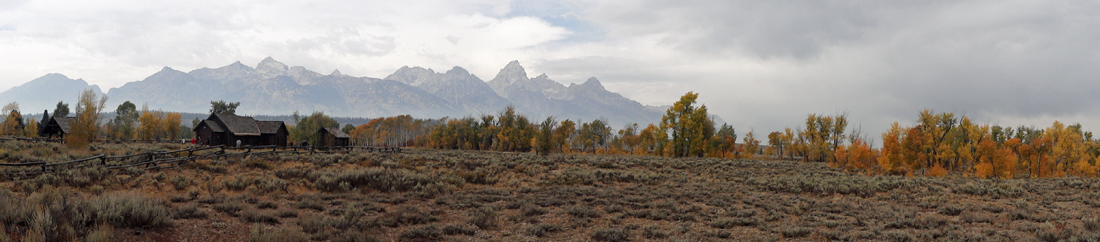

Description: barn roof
[54,117,75,134]
[196,120,224,133]
[322,127,350,138]
[257,121,285,134]
[212,113,260,136]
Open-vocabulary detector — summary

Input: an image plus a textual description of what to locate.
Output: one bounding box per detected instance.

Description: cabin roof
[212,113,260,136]
[257,121,286,134]
[53,117,75,133]
[321,127,350,139]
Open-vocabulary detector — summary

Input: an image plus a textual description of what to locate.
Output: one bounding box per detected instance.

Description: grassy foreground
[2,143,1100,241]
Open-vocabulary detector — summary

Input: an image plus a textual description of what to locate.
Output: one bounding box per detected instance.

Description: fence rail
[0,137,197,144]
[0,144,402,179]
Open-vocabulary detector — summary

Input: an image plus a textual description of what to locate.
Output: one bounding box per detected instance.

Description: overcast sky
[2,0,1099,141]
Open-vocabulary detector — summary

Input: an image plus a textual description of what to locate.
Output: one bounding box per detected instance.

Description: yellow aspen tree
[688,105,714,156]
[916,110,957,174]
[24,117,37,138]
[1080,154,1100,178]
[66,89,107,148]
[879,122,905,174]
[556,119,576,153]
[3,110,21,136]
[535,117,556,156]
[800,114,822,162]
[782,128,795,160]
[953,119,985,173]
[1,102,22,136]
[137,111,159,140]
[660,92,711,157]
[830,114,848,162]
[766,131,782,157]
[164,112,182,139]
[1046,121,1093,177]
[742,131,759,158]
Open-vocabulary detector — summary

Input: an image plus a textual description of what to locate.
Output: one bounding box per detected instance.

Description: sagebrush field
[2,141,1100,241]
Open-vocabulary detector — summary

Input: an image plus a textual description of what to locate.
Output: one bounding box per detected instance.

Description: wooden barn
[193,113,288,147]
[39,116,75,139]
[316,127,350,147]
[258,121,289,147]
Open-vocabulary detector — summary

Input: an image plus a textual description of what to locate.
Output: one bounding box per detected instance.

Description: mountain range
[0,73,104,115]
[0,58,667,127]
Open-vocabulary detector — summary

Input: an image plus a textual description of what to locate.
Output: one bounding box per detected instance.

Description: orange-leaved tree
[843,137,876,173]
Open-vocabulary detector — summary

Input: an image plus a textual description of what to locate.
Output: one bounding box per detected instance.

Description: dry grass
[3,145,1100,241]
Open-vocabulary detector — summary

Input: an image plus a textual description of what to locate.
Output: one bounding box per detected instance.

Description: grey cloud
[537,0,1100,135]
[585,1,880,59]
[871,2,1100,119]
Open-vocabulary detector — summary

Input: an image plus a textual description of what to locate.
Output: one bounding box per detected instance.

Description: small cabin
[39,116,75,139]
[258,121,289,147]
[316,127,350,147]
[193,113,288,147]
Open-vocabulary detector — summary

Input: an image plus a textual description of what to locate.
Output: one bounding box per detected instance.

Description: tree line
[873,111,1100,178]
[392,92,755,158]
[339,91,1100,179]
[6,88,1100,179]
[0,89,112,148]
[2,89,194,148]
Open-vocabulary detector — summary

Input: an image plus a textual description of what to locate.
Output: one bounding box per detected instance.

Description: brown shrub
[214,201,245,217]
[249,224,307,242]
[171,205,208,219]
[466,207,498,229]
[443,223,478,236]
[242,208,280,224]
[591,228,629,242]
[377,206,433,227]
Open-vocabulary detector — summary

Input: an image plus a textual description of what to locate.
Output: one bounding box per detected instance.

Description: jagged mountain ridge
[10,58,665,126]
[487,61,661,125]
[106,57,461,118]
[385,66,511,115]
